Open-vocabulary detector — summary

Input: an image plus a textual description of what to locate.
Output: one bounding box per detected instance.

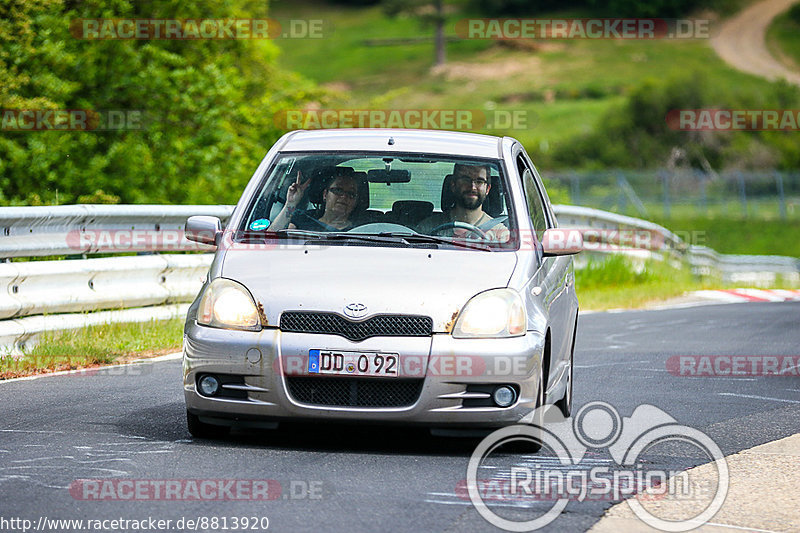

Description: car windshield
[239,152,517,250]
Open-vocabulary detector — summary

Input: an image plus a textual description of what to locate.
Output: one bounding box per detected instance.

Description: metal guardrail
[0,205,233,354]
[686,245,800,285]
[553,205,686,251]
[0,254,213,320]
[0,254,213,354]
[0,204,233,258]
[553,206,799,283]
[0,203,797,354]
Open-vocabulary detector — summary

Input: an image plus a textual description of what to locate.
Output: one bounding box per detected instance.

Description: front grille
[286,377,424,407]
[280,312,432,342]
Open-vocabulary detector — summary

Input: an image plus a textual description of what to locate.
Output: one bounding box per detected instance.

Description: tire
[555,318,577,418]
[186,410,230,439]
[555,357,572,418]
[528,379,545,453]
[510,374,545,454]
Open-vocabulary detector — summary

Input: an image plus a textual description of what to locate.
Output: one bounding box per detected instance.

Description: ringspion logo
[467,403,728,531]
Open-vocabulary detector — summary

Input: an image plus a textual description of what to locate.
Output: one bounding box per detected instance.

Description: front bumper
[183,320,545,429]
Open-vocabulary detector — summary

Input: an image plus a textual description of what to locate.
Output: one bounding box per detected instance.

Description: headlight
[452,288,526,338]
[197,278,261,331]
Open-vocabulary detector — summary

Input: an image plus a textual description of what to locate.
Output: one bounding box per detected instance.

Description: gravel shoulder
[711,0,800,85]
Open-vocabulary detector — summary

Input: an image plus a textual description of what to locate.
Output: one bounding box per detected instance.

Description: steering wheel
[290,210,331,232]
[430,221,488,240]
[346,222,416,233]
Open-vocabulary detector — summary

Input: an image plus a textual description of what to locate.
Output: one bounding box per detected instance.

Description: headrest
[483,175,503,217]
[353,171,370,212]
[391,200,434,218]
[441,174,455,211]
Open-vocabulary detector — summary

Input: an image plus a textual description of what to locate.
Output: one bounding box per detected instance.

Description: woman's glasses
[327,186,357,200]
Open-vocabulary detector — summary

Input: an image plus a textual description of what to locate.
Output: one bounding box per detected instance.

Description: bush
[469,0,743,17]
[550,72,800,170]
[0,0,323,206]
[788,3,800,25]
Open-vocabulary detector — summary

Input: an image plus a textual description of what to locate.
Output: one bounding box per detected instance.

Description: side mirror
[542,228,582,256]
[185,216,222,246]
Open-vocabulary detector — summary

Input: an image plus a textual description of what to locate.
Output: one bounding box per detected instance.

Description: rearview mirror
[185,216,222,246]
[367,169,411,183]
[542,228,582,256]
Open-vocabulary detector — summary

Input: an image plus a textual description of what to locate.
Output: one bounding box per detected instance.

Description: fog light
[493,386,517,407]
[198,375,220,396]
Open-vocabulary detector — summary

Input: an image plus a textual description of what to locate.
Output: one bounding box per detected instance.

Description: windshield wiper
[271,229,323,239]
[264,229,491,251]
[378,232,492,251]
[271,230,410,246]
[312,232,412,245]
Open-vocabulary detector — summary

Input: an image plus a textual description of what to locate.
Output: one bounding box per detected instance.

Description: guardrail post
[571,173,580,206]
[659,169,671,219]
[696,169,707,215]
[616,174,627,213]
[775,171,786,220]
[737,171,748,217]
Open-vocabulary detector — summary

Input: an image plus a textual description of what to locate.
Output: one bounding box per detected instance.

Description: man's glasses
[328,186,357,200]
[454,175,489,187]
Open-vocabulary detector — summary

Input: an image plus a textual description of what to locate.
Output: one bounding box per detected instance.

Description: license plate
[308,350,398,377]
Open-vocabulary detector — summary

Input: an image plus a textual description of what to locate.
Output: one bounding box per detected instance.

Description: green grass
[651,216,800,257]
[575,254,711,310]
[576,249,799,311]
[767,10,800,70]
[269,0,491,89]
[0,318,183,379]
[269,0,782,154]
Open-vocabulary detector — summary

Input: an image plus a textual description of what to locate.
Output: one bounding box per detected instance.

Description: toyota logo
[344,303,367,319]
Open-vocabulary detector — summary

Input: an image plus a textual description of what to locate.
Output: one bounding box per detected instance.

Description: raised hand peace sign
[286,171,311,208]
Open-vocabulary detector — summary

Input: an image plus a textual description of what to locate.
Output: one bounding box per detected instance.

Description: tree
[0,0,323,205]
[383,0,448,66]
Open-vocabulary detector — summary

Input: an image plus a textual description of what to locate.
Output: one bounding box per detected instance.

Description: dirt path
[711,0,800,85]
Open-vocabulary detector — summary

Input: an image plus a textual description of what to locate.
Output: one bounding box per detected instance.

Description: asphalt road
[1,302,799,532]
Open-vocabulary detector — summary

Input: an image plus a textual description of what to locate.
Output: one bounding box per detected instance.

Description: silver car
[183,128,580,438]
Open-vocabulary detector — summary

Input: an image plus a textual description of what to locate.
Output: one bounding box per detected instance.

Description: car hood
[220,245,518,332]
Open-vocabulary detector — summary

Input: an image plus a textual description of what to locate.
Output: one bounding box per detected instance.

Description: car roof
[278,129,508,159]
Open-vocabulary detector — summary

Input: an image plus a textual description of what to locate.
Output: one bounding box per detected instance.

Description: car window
[240,152,517,250]
[517,154,547,243]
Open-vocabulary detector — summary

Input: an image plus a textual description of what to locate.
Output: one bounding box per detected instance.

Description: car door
[516,150,574,400]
